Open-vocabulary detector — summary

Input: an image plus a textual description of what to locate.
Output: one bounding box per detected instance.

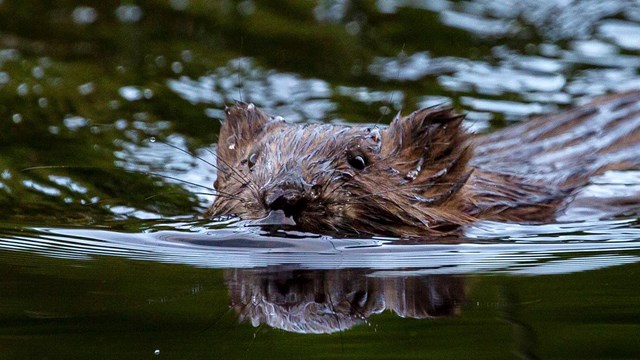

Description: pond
[1,0,640,358]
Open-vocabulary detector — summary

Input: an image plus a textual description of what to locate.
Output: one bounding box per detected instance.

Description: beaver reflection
[224,269,465,334]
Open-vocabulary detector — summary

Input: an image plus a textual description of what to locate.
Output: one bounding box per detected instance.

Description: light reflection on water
[167,58,335,123]
[163,2,640,129]
[1,218,639,276]
[115,135,216,209]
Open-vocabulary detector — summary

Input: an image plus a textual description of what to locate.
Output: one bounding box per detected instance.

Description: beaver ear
[383,107,467,160]
[217,102,271,164]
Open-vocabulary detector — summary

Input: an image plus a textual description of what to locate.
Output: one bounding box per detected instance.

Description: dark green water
[1,0,640,359]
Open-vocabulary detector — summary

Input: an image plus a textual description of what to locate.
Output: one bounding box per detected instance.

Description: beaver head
[207,102,473,237]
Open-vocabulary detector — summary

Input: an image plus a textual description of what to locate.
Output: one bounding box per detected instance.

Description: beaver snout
[264,187,307,218]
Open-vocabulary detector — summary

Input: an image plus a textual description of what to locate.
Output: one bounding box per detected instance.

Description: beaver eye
[348,155,367,170]
[241,152,258,168]
[247,152,258,168]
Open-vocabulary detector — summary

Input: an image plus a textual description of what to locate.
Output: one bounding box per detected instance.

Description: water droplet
[31,66,44,79]
[38,97,48,108]
[72,6,98,24]
[115,119,128,130]
[78,82,95,95]
[38,57,52,68]
[118,86,143,101]
[16,83,29,96]
[0,49,20,62]
[345,21,361,35]
[143,88,153,99]
[155,55,166,67]
[133,112,149,121]
[171,61,183,74]
[64,116,88,130]
[0,72,9,84]
[154,349,160,356]
[115,5,143,23]
[150,137,156,143]
[12,113,22,124]
[180,50,193,62]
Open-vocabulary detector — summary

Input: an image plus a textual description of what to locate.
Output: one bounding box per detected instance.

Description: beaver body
[207,92,640,238]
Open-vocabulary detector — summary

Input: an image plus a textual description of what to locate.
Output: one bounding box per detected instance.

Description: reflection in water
[225,269,464,334]
[167,57,335,123]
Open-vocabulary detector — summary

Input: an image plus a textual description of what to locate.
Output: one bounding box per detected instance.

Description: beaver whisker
[23,165,219,193]
[140,172,215,191]
[214,155,263,201]
[144,191,217,200]
[22,165,222,200]
[195,143,259,205]
[162,138,259,195]
[200,141,263,198]
[209,150,260,192]
[21,165,86,172]
[210,189,247,200]
[156,139,218,169]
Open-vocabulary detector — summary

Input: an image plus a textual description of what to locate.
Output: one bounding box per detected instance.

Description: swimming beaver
[207,91,640,237]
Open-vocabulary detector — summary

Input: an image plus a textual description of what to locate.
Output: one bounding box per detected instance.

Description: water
[1,0,640,358]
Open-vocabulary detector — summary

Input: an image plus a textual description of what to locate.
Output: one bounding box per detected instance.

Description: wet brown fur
[207,91,640,238]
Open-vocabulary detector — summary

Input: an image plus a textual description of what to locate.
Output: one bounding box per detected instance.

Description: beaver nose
[265,188,306,218]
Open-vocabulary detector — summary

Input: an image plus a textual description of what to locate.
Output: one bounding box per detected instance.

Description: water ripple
[0,221,639,276]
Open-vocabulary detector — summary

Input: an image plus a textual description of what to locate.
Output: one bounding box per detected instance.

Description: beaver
[226,269,464,333]
[206,91,640,238]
